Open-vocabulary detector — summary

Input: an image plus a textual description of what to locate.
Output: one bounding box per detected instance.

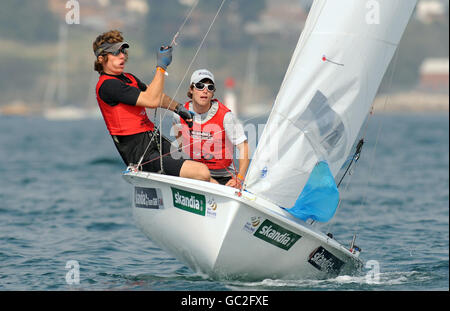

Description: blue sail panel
[285,161,339,222]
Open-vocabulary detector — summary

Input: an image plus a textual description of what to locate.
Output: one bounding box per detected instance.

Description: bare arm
[136,75,189,123]
[236,141,249,179]
[173,121,183,148]
[160,93,181,111]
[225,140,249,188]
[135,69,179,109]
[135,68,164,108]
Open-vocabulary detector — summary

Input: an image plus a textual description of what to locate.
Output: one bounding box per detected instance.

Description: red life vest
[180,100,233,170]
[95,73,154,135]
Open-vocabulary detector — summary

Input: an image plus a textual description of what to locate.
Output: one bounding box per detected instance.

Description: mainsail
[245,0,417,221]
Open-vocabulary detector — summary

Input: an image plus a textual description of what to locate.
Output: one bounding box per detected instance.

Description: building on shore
[415,0,447,24]
[418,58,449,93]
[244,1,307,38]
[47,0,148,30]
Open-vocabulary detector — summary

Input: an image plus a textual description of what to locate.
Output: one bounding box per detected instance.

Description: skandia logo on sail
[253,219,301,251]
[171,187,206,216]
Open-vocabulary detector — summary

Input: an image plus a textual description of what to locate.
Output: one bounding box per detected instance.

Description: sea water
[0,113,448,291]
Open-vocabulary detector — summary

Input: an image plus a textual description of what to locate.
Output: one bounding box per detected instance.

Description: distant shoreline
[372,91,449,113]
[1,91,448,117]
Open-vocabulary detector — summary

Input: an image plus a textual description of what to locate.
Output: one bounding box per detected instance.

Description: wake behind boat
[123,0,417,280]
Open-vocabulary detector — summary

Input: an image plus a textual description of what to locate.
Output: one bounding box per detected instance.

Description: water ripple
[0,115,448,290]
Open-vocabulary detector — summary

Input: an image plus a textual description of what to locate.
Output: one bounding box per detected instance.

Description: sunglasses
[109,47,128,56]
[193,82,215,92]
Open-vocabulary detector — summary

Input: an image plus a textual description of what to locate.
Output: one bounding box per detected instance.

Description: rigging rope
[158,0,227,173]
[170,0,199,47]
[352,49,401,236]
[136,0,228,172]
[326,49,401,244]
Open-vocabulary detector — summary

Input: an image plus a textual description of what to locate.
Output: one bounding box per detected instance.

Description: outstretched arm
[225,141,249,189]
[135,45,193,126]
[136,67,167,108]
[136,45,173,109]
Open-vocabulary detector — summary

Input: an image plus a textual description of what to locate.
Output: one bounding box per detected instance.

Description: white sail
[245,0,417,211]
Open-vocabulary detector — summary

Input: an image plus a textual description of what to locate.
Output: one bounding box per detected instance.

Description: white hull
[123,171,363,280]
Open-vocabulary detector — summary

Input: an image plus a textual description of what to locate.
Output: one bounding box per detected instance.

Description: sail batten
[245,0,417,220]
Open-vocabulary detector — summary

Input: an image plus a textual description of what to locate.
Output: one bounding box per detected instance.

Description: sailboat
[43,25,101,120]
[123,0,417,280]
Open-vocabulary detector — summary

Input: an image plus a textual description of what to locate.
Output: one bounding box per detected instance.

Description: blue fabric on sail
[284,161,339,222]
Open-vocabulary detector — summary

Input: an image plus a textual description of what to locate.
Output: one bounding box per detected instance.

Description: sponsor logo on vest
[253,219,301,251]
[191,130,213,140]
[308,246,345,275]
[171,187,206,216]
[135,187,164,209]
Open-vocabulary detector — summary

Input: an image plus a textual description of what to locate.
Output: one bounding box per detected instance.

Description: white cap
[190,69,215,84]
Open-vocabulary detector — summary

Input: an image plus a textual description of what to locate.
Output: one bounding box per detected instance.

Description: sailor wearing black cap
[92,30,215,183]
